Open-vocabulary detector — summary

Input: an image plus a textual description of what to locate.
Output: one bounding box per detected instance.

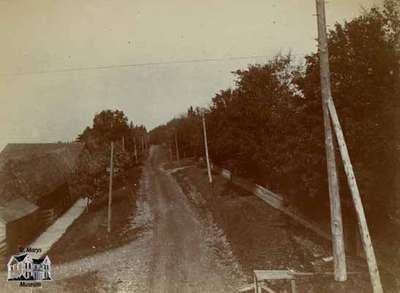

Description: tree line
[150,2,400,237]
[73,109,148,204]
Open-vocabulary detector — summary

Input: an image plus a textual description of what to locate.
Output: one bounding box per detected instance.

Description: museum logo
[7,249,52,287]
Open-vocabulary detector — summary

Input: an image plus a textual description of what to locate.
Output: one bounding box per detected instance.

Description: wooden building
[0,143,85,255]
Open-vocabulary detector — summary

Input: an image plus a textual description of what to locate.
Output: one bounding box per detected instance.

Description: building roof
[0,143,83,169]
[14,253,28,262]
[8,253,48,265]
[0,143,85,223]
[32,257,48,264]
[33,258,43,264]
[0,197,38,224]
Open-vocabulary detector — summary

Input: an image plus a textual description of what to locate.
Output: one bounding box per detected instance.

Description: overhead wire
[0,53,307,77]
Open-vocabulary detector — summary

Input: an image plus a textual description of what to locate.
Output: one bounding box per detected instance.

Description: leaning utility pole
[315,0,347,282]
[202,113,213,184]
[327,98,383,293]
[107,141,114,233]
[174,131,180,162]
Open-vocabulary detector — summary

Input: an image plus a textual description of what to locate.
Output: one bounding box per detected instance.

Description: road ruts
[145,145,240,293]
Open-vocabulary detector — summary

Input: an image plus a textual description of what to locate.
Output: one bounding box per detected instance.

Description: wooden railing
[214,166,331,241]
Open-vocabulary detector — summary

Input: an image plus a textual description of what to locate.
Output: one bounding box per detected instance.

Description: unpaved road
[145,145,244,293]
[0,146,244,293]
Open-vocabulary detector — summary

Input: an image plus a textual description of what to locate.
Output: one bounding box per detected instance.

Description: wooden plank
[0,240,7,255]
[253,270,293,293]
[230,175,283,209]
[253,184,283,209]
[237,284,254,292]
[327,98,383,293]
[282,209,331,241]
[216,166,332,241]
[290,279,297,293]
[260,285,277,293]
[254,270,295,280]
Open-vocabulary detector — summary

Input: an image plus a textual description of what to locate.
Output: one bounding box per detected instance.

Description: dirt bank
[47,166,143,264]
[172,164,377,293]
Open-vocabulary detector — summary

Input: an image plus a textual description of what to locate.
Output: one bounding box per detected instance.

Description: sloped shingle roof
[0,197,38,224]
[0,143,84,222]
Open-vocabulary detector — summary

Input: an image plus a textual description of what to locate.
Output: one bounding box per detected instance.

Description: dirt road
[145,145,244,293]
[1,145,244,293]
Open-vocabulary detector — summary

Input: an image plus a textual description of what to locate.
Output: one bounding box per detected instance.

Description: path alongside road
[31,198,88,258]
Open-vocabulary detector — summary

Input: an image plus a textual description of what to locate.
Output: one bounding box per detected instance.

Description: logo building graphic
[7,253,52,282]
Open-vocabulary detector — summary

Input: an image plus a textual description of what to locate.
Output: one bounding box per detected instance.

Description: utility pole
[202,113,212,184]
[315,0,347,282]
[327,98,383,293]
[174,131,180,162]
[122,136,125,152]
[107,141,114,233]
[169,142,173,161]
[134,137,138,164]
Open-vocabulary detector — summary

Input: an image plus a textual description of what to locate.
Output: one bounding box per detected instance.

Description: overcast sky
[0,0,382,150]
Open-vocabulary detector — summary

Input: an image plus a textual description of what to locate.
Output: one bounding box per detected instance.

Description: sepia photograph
[0,0,399,292]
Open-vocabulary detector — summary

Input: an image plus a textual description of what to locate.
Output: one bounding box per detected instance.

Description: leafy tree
[150,2,399,232]
[297,4,400,224]
[75,109,141,203]
[92,110,130,143]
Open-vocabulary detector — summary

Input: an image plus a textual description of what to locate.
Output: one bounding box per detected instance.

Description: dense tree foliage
[151,107,204,158]
[297,5,400,225]
[150,3,400,231]
[75,109,148,203]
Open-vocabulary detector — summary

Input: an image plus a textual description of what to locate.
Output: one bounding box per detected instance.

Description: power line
[0,53,306,77]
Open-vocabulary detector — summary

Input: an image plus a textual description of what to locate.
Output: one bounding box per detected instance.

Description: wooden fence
[214,166,332,242]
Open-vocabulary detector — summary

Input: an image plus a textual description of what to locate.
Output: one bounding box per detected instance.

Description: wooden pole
[202,114,213,184]
[315,0,347,282]
[122,136,125,152]
[291,280,297,293]
[174,131,180,162]
[107,141,114,233]
[134,137,138,164]
[169,142,173,161]
[327,98,383,293]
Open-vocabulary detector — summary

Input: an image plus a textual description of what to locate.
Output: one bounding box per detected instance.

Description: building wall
[0,222,6,254]
[6,211,41,253]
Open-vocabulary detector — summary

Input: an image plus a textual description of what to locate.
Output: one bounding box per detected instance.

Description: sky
[0,0,382,151]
